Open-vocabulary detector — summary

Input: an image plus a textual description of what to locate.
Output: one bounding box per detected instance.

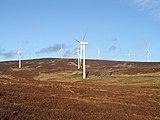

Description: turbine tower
[97,48,101,60]
[145,44,150,62]
[81,42,88,79]
[17,50,22,68]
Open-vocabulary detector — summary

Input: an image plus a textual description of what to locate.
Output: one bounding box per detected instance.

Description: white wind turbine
[73,48,81,69]
[59,44,64,58]
[17,50,22,68]
[127,50,131,61]
[75,40,82,67]
[145,44,151,62]
[75,33,86,68]
[75,32,88,79]
[97,48,101,60]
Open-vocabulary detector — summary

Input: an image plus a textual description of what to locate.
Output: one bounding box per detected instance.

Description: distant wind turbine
[73,48,81,69]
[59,44,64,58]
[97,48,101,60]
[127,50,131,61]
[75,40,82,67]
[17,50,22,68]
[145,44,151,62]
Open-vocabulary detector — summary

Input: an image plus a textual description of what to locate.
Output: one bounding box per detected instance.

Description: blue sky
[0,0,160,62]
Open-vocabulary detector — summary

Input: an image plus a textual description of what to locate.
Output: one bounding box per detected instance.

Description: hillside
[0,58,160,120]
[1,58,160,78]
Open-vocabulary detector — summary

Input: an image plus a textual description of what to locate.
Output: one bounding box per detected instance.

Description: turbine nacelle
[145,50,150,54]
[80,42,88,45]
[17,50,22,56]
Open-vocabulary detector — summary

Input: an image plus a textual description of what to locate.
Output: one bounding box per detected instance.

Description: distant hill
[0,58,160,79]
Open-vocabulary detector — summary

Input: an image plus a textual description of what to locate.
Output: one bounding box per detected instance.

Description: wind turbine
[17,50,22,68]
[59,44,64,58]
[75,40,82,67]
[127,50,131,61]
[97,48,101,60]
[145,44,151,62]
[81,33,88,79]
[75,33,86,68]
[73,48,81,69]
[75,32,88,79]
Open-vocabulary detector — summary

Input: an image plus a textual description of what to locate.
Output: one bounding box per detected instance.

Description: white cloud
[126,0,160,20]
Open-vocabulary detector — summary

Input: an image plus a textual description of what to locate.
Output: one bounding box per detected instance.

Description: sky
[0,0,160,62]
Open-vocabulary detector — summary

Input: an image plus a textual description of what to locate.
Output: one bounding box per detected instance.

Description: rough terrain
[0,58,160,120]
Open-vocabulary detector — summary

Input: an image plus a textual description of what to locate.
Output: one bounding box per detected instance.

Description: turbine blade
[72,51,77,54]
[75,39,80,43]
[82,32,86,41]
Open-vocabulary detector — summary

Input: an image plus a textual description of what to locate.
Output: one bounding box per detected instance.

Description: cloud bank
[36,43,72,57]
[36,44,67,54]
[126,0,160,19]
[0,49,15,58]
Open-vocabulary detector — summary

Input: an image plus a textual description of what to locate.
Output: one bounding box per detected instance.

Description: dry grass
[111,76,160,87]
[1,73,160,119]
[87,75,160,88]
[67,62,77,67]
[0,58,160,120]
[0,74,14,79]
[113,63,133,68]
[33,69,160,87]
[34,71,83,82]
